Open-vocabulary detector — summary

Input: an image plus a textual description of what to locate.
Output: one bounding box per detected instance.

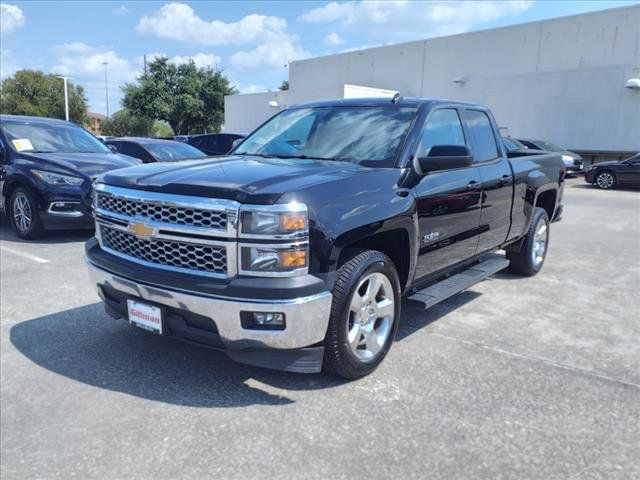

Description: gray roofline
[289,4,639,67]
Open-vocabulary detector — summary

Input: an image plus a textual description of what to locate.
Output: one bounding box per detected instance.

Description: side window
[119,142,145,160]
[418,109,465,157]
[205,136,222,153]
[464,110,498,162]
[219,135,234,153]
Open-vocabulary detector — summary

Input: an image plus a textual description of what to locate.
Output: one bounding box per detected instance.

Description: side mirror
[415,145,473,174]
[107,144,118,153]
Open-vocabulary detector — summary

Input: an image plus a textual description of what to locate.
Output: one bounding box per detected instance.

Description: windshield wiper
[270,154,338,161]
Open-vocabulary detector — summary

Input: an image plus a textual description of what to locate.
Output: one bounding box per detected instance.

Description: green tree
[152,120,174,137]
[101,109,153,137]
[0,70,88,123]
[122,57,237,135]
[279,80,290,91]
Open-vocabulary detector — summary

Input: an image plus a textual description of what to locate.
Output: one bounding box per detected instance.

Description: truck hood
[99,155,372,203]
[20,151,140,178]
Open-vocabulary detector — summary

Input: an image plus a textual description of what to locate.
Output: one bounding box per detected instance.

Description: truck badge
[128,221,157,238]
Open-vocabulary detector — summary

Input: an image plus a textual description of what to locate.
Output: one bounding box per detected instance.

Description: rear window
[464,110,498,162]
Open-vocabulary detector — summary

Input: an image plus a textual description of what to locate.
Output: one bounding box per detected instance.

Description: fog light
[241,311,285,330]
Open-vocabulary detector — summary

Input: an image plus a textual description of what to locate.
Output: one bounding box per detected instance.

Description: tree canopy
[279,80,290,91]
[0,70,88,123]
[101,109,153,137]
[122,57,237,135]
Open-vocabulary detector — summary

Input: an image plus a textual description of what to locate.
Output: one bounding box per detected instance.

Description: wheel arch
[334,223,415,294]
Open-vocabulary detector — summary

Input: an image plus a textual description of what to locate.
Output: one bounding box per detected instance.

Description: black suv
[0,115,139,239]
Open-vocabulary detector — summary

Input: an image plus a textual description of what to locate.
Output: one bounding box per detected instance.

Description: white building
[225,5,640,158]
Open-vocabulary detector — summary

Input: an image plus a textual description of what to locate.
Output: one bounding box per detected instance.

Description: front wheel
[595,171,616,189]
[323,250,401,380]
[507,207,549,276]
[9,187,44,239]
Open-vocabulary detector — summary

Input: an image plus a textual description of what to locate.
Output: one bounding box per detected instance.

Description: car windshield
[144,142,207,162]
[234,106,417,167]
[1,120,111,154]
[535,141,563,152]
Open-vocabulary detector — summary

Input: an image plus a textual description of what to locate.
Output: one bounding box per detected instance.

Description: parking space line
[0,245,49,264]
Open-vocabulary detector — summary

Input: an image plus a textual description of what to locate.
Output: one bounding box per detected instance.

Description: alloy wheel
[12,192,32,234]
[531,218,548,268]
[596,172,614,189]
[347,272,395,362]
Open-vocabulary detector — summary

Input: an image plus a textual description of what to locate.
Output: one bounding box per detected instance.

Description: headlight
[239,202,309,276]
[32,170,84,186]
[561,155,573,164]
[240,245,308,275]
[240,202,308,238]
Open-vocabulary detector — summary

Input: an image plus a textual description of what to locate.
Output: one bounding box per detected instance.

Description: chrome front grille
[100,225,227,275]
[97,193,227,229]
[93,184,240,278]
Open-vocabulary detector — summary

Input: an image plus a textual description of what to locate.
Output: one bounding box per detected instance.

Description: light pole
[57,76,70,121]
[103,61,110,117]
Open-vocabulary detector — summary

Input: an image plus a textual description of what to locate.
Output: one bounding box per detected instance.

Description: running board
[407,254,509,309]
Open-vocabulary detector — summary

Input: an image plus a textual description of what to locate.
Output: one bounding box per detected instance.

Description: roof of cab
[290,97,483,109]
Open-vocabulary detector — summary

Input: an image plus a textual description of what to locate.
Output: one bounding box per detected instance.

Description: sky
[1,0,638,115]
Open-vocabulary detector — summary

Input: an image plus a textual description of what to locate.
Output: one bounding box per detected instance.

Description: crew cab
[85,98,564,379]
[0,115,140,239]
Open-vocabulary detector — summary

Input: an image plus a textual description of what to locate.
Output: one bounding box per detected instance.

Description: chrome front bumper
[86,260,333,350]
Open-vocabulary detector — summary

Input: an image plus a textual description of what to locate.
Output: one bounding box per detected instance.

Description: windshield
[144,142,207,162]
[536,141,563,152]
[1,121,111,154]
[235,106,417,167]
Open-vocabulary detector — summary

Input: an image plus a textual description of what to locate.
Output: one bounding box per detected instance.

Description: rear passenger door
[463,109,513,253]
[413,108,483,279]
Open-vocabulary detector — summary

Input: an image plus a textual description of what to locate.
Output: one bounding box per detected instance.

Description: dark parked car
[106,137,207,163]
[188,133,245,156]
[502,137,547,158]
[584,153,640,189]
[86,98,564,379]
[518,138,583,175]
[0,115,140,239]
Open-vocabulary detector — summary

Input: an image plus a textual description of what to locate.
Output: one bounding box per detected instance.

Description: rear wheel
[595,171,616,189]
[323,250,401,379]
[9,188,44,239]
[507,207,549,276]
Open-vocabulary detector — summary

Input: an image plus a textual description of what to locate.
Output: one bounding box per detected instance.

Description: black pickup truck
[85,98,564,379]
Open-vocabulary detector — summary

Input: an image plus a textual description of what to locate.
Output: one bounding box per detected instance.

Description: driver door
[413,108,483,280]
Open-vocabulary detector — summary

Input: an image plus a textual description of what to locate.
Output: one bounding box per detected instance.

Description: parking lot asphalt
[1,178,639,480]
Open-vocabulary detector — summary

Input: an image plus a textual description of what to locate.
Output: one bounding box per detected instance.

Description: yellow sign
[12,138,34,152]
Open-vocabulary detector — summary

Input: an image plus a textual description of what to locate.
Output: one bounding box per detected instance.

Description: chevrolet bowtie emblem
[128,221,157,238]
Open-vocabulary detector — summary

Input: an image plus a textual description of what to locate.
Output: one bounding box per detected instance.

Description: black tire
[594,170,616,190]
[323,250,401,380]
[507,207,549,277]
[9,187,44,239]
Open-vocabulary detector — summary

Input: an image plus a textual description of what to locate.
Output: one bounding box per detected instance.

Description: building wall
[226,6,640,151]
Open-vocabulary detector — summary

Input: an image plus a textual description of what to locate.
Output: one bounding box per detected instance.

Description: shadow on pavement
[397,291,481,341]
[10,303,347,409]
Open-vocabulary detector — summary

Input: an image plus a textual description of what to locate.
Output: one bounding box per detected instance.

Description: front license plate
[127,300,163,334]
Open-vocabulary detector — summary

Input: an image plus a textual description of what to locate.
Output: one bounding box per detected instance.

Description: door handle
[499,174,513,185]
[466,181,481,191]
